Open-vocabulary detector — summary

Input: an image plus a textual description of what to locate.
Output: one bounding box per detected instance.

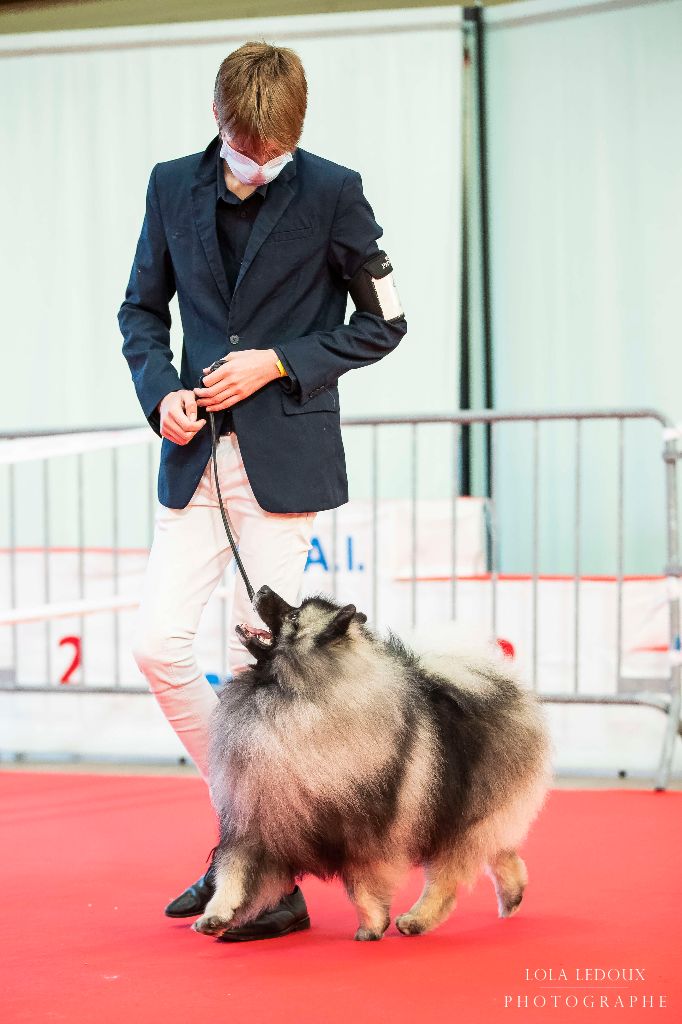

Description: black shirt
[214,154,268,434]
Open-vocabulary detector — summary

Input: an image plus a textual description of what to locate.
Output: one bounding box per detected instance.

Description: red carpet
[1,772,680,1023]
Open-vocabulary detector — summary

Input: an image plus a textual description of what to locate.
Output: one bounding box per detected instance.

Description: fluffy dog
[193,585,553,941]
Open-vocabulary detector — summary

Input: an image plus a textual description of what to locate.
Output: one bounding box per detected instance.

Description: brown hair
[214,41,307,158]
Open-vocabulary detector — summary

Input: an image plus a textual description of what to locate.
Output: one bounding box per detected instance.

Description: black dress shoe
[164,847,217,918]
[217,885,310,942]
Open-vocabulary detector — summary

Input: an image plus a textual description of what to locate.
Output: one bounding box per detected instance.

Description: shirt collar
[216,148,268,204]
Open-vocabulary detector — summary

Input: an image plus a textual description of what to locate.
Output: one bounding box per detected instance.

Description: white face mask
[220,136,293,186]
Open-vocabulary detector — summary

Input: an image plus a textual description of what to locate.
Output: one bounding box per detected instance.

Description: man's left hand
[194,349,280,411]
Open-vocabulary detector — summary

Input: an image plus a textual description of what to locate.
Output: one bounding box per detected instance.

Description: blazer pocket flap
[269,225,315,242]
[281,387,337,414]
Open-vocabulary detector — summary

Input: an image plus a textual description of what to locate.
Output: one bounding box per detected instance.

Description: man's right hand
[157,390,206,445]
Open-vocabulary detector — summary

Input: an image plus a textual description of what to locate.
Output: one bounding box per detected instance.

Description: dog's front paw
[395,912,426,936]
[354,926,384,942]
[192,913,233,937]
[498,891,523,918]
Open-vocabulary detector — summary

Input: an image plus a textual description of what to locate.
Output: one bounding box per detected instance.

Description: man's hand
[157,390,206,445]
[194,349,280,412]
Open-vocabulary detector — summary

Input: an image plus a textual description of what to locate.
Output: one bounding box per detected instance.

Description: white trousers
[131,431,317,786]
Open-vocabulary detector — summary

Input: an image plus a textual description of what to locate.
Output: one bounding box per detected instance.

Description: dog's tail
[396,618,527,692]
[399,618,500,662]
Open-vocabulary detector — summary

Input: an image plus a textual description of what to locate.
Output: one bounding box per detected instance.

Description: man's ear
[212,100,219,126]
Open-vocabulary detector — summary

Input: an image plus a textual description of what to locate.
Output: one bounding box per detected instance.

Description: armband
[347,250,404,322]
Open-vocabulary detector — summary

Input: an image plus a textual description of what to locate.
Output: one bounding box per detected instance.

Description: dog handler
[118,42,407,941]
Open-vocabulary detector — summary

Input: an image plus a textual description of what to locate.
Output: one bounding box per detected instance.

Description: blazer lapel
[233,152,298,295]
[190,136,299,309]
[191,137,232,311]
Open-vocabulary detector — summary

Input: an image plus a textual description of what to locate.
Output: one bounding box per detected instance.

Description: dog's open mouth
[235,622,274,648]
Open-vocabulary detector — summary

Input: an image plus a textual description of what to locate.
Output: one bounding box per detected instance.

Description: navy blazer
[118,135,407,512]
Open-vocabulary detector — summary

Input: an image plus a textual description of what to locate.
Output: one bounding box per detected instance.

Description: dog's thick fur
[194,585,553,941]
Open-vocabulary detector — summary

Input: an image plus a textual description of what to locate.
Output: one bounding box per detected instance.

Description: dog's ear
[316,604,358,646]
[355,611,368,624]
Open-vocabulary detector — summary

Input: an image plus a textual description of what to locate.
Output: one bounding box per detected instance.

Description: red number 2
[59,635,81,684]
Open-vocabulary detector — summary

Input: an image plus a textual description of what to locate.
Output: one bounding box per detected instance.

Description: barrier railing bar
[1,595,140,625]
[540,693,673,711]
[3,688,675,710]
[340,408,672,428]
[1,407,672,441]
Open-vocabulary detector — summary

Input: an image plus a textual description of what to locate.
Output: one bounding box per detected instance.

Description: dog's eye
[289,613,300,628]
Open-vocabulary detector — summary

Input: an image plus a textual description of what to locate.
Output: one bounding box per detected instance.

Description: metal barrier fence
[1,408,680,788]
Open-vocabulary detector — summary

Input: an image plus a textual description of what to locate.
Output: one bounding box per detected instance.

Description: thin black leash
[202,357,255,603]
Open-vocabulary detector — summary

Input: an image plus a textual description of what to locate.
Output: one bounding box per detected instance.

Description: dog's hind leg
[395,856,460,936]
[343,862,400,941]
[485,848,527,918]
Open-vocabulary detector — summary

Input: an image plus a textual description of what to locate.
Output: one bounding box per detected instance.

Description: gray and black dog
[193,584,553,942]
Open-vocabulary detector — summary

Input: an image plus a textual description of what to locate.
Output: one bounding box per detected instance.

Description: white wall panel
[485,0,682,574]
[0,7,462,442]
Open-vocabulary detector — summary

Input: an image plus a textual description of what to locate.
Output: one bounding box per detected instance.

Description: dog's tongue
[241,623,273,641]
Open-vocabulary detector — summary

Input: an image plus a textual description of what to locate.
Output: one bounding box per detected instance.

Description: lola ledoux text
[503,968,666,1010]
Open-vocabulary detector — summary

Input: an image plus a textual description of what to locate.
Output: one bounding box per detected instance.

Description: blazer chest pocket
[269,225,315,242]
[281,386,337,415]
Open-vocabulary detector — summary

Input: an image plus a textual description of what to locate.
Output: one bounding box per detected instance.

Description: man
[118,41,407,941]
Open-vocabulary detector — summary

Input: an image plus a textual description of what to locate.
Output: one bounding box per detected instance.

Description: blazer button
[229,334,240,345]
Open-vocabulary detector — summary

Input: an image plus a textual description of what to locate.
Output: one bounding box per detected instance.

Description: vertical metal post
[655,427,681,790]
[112,447,121,688]
[371,424,378,626]
[532,420,540,691]
[147,442,155,550]
[43,459,51,685]
[460,19,473,498]
[474,7,494,504]
[77,452,86,685]
[615,419,625,690]
[331,506,337,600]
[489,421,498,635]
[573,419,582,693]
[461,7,494,500]
[451,422,460,620]
[8,462,17,684]
[220,567,227,681]
[411,422,418,629]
